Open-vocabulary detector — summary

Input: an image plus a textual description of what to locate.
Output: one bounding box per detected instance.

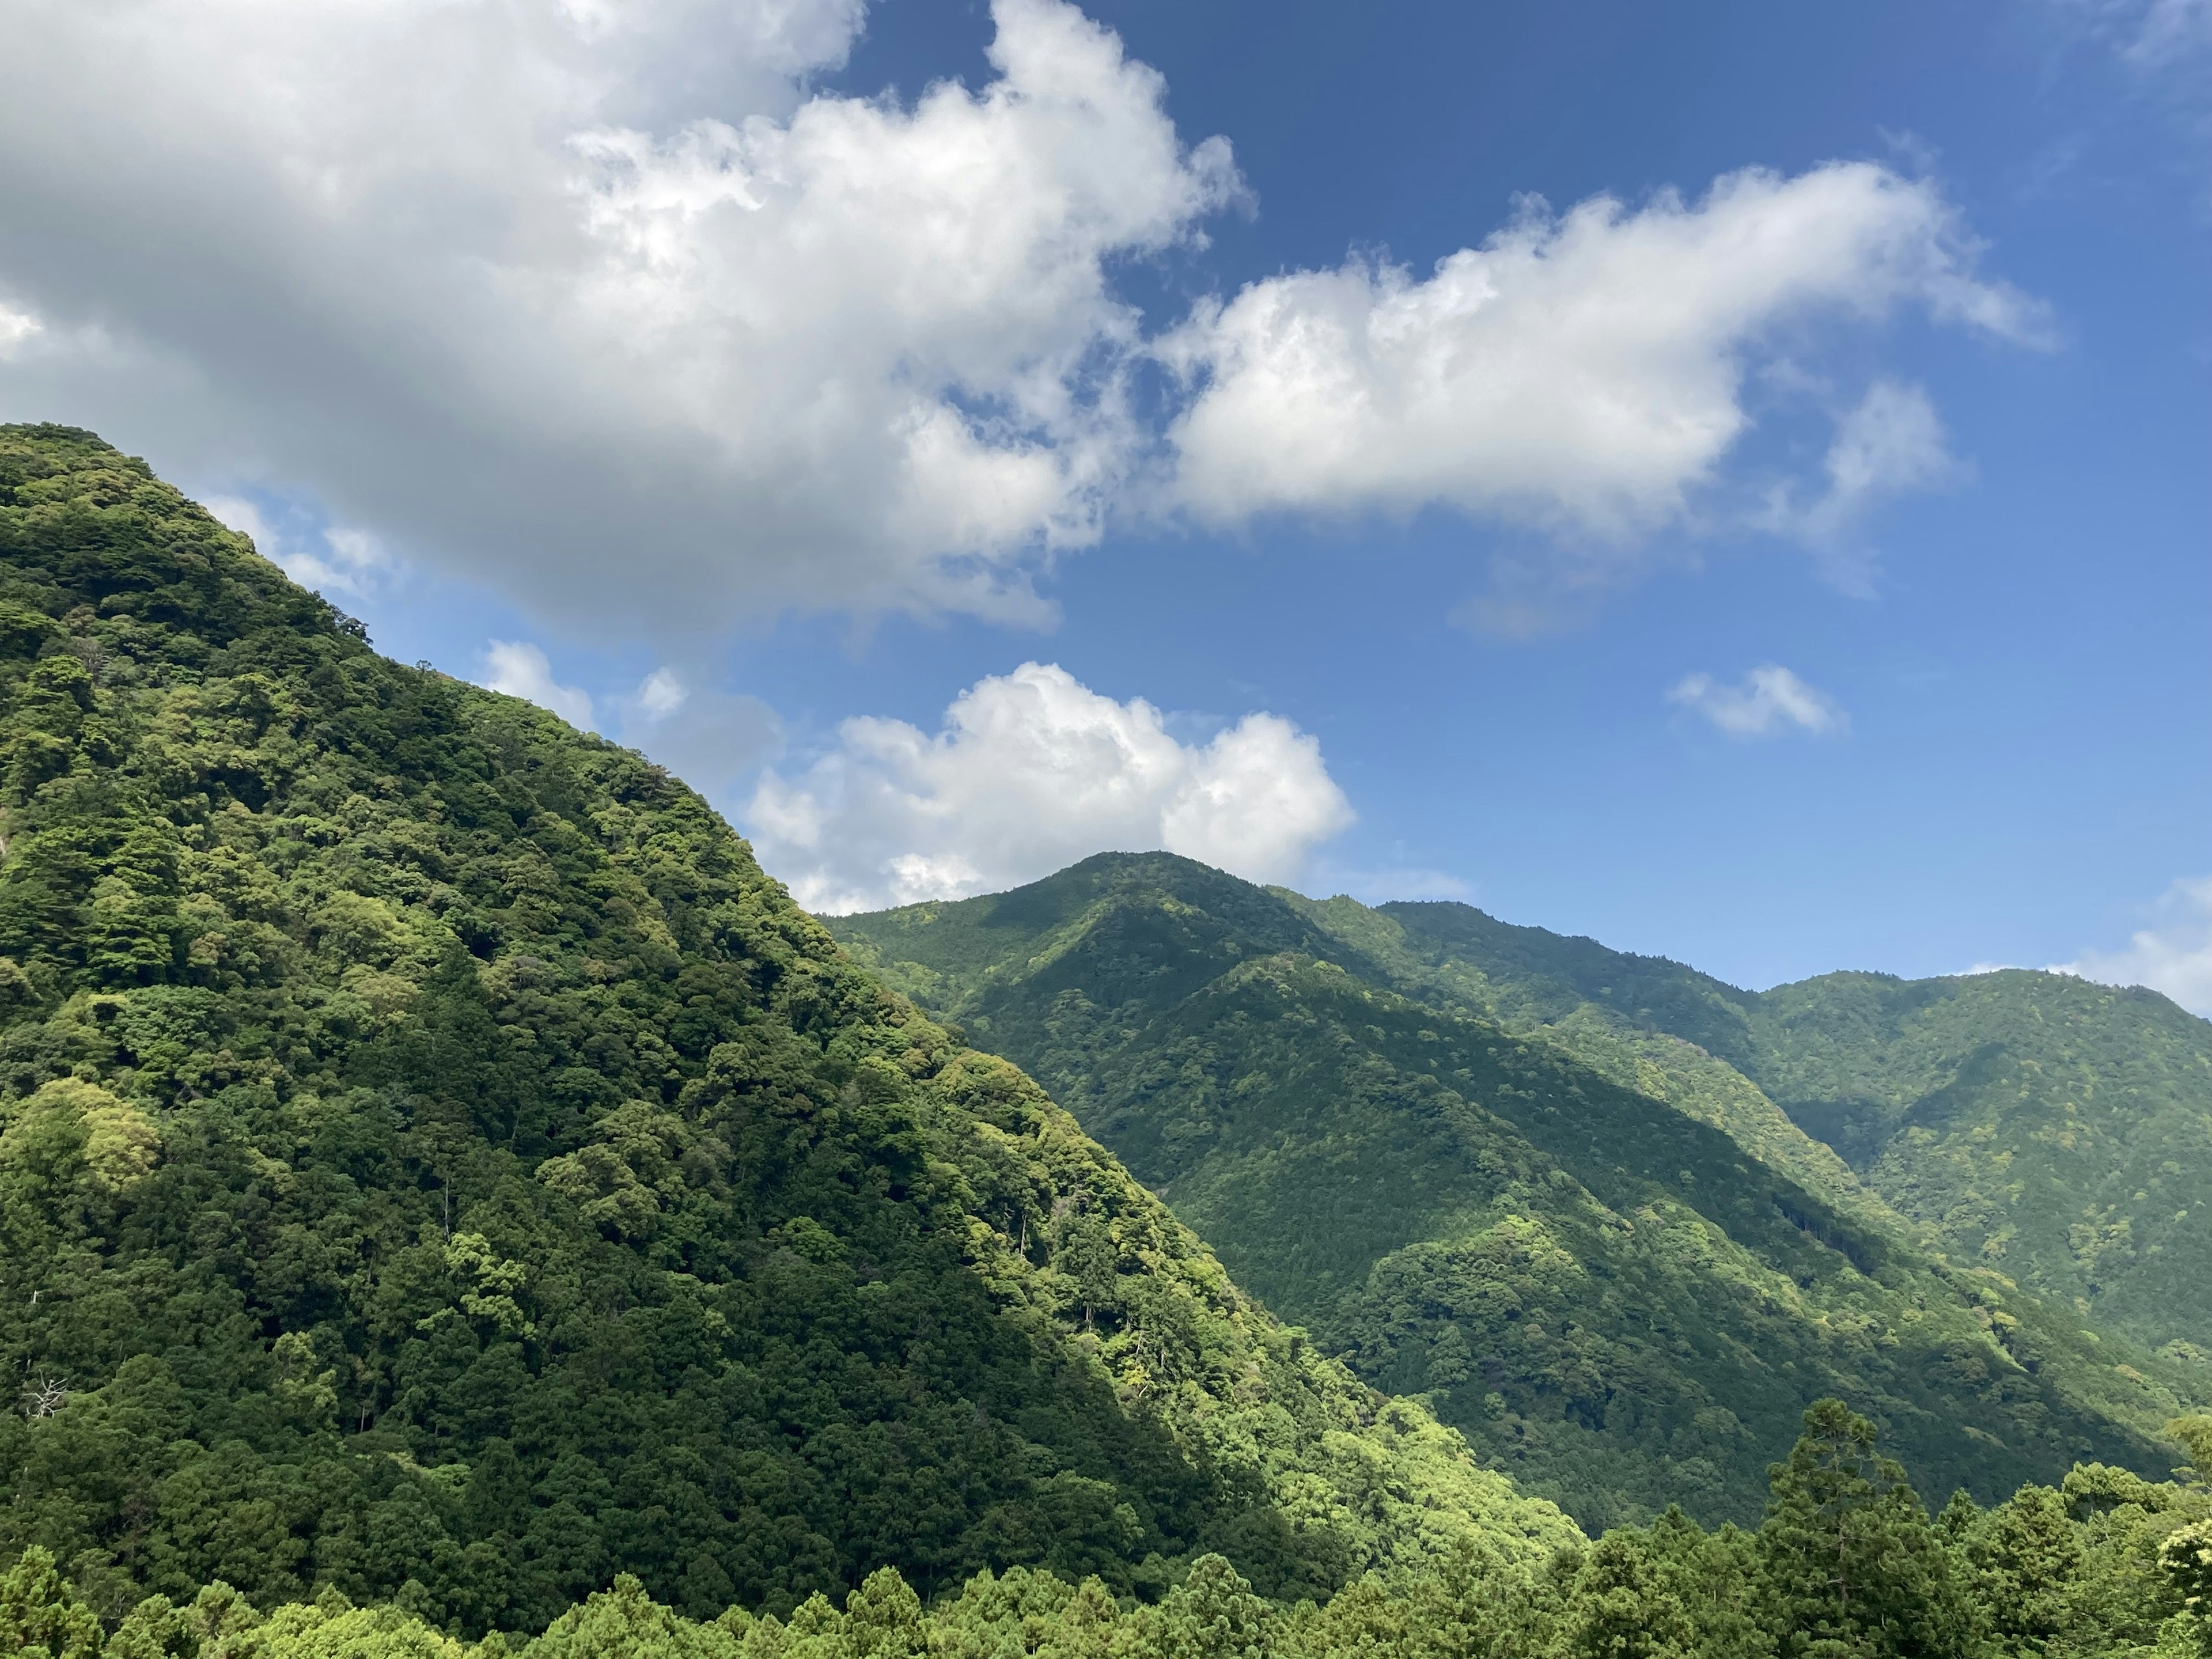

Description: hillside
[830,854,2205,1532]
[0,425,1578,1635]
[1362,904,2212,1365]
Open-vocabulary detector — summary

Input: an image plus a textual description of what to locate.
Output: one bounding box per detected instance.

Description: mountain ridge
[830,852,2207,1530]
[0,425,1574,1632]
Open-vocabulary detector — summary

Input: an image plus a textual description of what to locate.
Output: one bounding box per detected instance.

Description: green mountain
[1342,902,2212,1365]
[828,854,2206,1532]
[0,425,1578,1634]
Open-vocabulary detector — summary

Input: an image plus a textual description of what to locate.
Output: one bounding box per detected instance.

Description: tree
[2162,1521,2212,1659]
[1756,1400,1978,1659]
[1968,1486,2081,1656]
[0,1547,101,1659]
[1562,1529,1695,1659]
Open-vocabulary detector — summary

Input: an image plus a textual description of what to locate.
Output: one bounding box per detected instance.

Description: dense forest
[1345,899,2212,1362]
[829,856,2210,1531]
[0,421,2206,1657]
[0,426,1571,1638]
[6,1403,2210,1656]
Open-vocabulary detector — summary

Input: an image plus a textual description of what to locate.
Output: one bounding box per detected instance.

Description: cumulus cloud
[480,641,596,729]
[1667,664,1848,738]
[0,0,1236,632]
[1160,164,2041,544]
[746,662,1353,912]
[0,0,2046,635]
[2051,875,2212,1017]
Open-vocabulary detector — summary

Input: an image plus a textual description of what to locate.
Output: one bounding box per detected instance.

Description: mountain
[1342,902,2212,1366]
[828,854,2207,1532]
[0,425,1578,1634]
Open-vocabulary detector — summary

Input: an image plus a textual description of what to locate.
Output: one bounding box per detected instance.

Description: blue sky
[1,0,2205,1002]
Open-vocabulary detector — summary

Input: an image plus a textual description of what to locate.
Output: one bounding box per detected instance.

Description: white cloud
[0,0,1235,634]
[0,302,40,358]
[2051,875,2212,1017]
[203,495,393,599]
[480,641,595,729]
[1759,380,1965,594]
[0,0,2041,637]
[1161,164,2039,544]
[746,662,1353,912]
[1667,664,1848,738]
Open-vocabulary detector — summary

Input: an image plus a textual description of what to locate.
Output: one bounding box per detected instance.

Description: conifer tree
[0,1547,101,1659]
[1562,1529,1695,1659]
[1756,1400,1978,1659]
[1968,1485,2082,1656]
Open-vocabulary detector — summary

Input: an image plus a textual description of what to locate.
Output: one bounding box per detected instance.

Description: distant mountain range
[830,853,2212,1531]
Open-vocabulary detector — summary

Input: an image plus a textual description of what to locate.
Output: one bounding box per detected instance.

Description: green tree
[1132,1555,1277,1659]
[1756,1401,1977,1659]
[2162,1521,2212,1658]
[1561,1528,1695,1659]
[0,1547,101,1659]
[1967,1485,2081,1656]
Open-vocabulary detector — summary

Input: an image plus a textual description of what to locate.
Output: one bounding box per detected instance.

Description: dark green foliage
[17,1403,2209,1658]
[1755,1399,1976,1657]
[0,426,1575,1635]
[829,855,2202,1532]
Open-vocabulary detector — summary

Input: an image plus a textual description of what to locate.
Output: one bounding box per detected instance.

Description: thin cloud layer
[1759,381,1966,594]
[203,496,392,601]
[747,662,1353,912]
[1668,664,1848,738]
[0,1,2036,635]
[2052,874,2212,1017]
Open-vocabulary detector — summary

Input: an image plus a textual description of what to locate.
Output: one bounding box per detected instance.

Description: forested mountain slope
[830,855,2203,1532]
[0,425,1578,1635]
[1364,904,2212,1363]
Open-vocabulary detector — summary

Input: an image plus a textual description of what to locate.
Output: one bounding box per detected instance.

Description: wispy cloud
[1757,381,1969,596]
[1666,665,1849,738]
[2050,874,2212,1017]
[479,641,595,730]
[203,495,392,600]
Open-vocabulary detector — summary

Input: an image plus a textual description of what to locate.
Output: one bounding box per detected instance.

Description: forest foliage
[1356,900,2212,1361]
[0,425,1573,1638]
[5,1402,2210,1658]
[829,856,2208,1532]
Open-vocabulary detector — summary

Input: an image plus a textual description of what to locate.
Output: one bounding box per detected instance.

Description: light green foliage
[0,426,1571,1635]
[830,855,2199,1532]
[1,1545,103,1658]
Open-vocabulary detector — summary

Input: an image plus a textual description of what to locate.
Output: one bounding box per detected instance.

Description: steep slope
[0,426,1576,1633]
[831,854,2199,1532]
[1370,905,2212,1362]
